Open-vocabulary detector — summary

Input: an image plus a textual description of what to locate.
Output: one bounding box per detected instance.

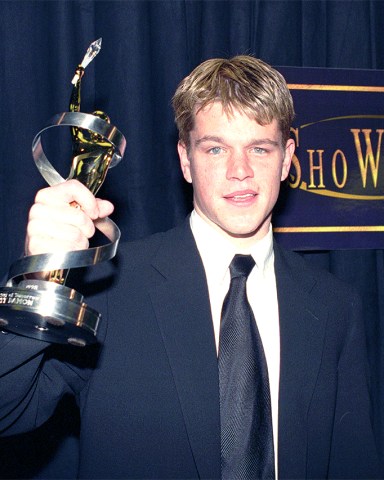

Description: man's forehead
[186,105,283,149]
[194,100,238,118]
[193,100,276,127]
[192,102,278,133]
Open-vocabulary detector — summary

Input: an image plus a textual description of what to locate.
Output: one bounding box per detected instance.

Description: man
[0,56,380,478]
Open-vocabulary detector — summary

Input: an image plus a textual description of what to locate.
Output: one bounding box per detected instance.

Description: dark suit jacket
[0,218,381,478]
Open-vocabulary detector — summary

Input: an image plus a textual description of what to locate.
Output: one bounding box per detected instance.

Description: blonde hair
[172,55,294,149]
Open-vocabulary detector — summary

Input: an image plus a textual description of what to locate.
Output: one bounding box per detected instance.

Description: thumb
[96,198,114,218]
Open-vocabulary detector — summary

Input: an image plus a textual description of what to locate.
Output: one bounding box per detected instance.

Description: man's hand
[25,179,114,256]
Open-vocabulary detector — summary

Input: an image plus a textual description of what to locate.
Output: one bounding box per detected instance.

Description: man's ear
[178,141,192,183]
[281,138,295,181]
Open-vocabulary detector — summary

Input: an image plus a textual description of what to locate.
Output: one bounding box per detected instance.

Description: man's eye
[252,147,266,154]
[208,146,223,155]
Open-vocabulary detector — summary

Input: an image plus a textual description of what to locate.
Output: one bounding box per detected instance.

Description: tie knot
[229,254,255,279]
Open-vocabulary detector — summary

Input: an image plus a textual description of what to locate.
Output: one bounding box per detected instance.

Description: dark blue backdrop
[1,1,383,477]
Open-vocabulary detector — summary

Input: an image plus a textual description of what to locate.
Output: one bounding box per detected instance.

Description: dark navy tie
[218,254,275,479]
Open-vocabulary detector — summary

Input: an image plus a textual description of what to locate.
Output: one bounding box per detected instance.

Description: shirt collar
[190,209,274,281]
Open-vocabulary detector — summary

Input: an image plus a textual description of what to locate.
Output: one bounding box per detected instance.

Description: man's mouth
[224,190,257,200]
[232,193,255,199]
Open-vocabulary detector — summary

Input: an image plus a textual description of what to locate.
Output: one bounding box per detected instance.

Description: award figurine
[0,39,126,346]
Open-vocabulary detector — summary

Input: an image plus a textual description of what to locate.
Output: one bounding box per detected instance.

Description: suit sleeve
[0,263,110,437]
[328,293,382,478]
[0,330,97,436]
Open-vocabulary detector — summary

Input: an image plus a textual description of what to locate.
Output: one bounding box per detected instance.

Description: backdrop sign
[273,67,384,250]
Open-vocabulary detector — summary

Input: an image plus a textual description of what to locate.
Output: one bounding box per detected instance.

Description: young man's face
[178,101,295,247]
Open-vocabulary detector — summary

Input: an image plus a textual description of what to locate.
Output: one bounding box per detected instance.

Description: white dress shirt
[190,210,280,476]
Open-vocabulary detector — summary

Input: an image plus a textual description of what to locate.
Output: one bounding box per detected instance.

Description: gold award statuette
[0,39,126,346]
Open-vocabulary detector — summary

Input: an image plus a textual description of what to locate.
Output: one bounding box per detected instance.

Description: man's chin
[221,223,268,241]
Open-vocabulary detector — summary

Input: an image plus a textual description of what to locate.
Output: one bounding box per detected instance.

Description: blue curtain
[1,1,383,477]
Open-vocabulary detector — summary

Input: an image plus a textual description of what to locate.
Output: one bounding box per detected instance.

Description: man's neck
[192,209,271,251]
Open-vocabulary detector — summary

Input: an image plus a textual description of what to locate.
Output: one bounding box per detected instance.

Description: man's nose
[226,153,254,180]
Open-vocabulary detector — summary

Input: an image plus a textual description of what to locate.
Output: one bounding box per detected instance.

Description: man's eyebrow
[194,136,280,147]
[194,135,224,147]
[250,139,280,147]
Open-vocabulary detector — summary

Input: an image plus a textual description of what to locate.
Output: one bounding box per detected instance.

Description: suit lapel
[274,243,328,479]
[148,220,221,479]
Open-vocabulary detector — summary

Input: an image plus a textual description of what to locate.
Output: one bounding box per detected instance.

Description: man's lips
[224,190,258,201]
